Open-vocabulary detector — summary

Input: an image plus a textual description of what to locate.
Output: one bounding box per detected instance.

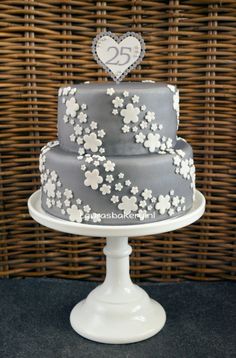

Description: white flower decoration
[90,121,98,130]
[46,198,52,208]
[173,90,179,118]
[142,189,152,200]
[123,91,129,97]
[104,160,115,172]
[132,126,138,132]
[137,209,147,221]
[122,125,130,133]
[67,205,83,223]
[81,103,87,110]
[131,186,139,195]
[112,109,118,115]
[44,179,56,198]
[112,96,124,108]
[100,184,111,195]
[172,196,180,207]
[139,200,147,208]
[120,103,140,124]
[118,196,138,215]
[173,155,181,166]
[98,129,106,138]
[106,175,114,183]
[132,95,139,103]
[92,213,101,223]
[74,124,83,135]
[83,205,91,213]
[107,88,115,96]
[151,123,158,131]
[125,180,131,186]
[78,112,87,123]
[66,97,79,118]
[135,132,146,144]
[155,195,171,214]
[144,133,161,153]
[140,121,148,129]
[115,183,123,191]
[84,169,103,190]
[111,195,119,204]
[51,171,57,182]
[141,105,146,111]
[180,159,190,178]
[145,111,155,122]
[118,172,124,179]
[83,133,102,153]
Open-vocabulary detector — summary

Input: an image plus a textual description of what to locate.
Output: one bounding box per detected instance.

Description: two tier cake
[39,81,195,225]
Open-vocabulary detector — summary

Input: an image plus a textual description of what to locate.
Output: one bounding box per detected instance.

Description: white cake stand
[28,189,205,344]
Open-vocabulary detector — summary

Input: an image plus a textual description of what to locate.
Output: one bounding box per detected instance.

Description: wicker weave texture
[0,0,235,281]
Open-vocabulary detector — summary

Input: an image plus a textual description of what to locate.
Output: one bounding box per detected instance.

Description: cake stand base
[28,189,205,344]
[70,236,166,344]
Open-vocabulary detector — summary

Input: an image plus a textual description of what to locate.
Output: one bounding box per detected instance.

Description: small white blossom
[139,200,147,208]
[118,196,138,215]
[125,180,131,186]
[66,97,79,117]
[130,186,139,195]
[46,198,52,208]
[98,129,106,138]
[104,160,115,172]
[84,169,103,190]
[112,96,124,108]
[123,90,129,97]
[81,103,87,110]
[142,189,152,200]
[140,121,148,129]
[120,103,140,124]
[64,199,70,207]
[132,95,139,103]
[112,109,118,115]
[122,125,130,133]
[144,133,161,152]
[151,123,158,131]
[67,205,83,223]
[74,124,82,135]
[111,195,119,204]
[132,126,138,132]
[141,105,146,111]
[118,172,124,179]
[100,184,111,195]
[70,134,76,142]
[155,195,171,214]
[106,175,114,183]
[78,112,87,123]
[135,132,146,144]
[115,183,123,191]
[83,205,91,213]
[83,133,102,152]
[145,111,155,122]
[107,88,115,96]
[56,200,62,208]
[78,147,85,155]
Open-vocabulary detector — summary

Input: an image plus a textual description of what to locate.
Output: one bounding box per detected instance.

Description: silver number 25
[106,46,131,66]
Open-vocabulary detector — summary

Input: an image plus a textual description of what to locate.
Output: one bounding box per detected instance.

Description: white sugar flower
[106,175,114,183]
[118,172,124,179]
[135,132,146,144]
[139,200,147,208]
[144,133,161,152]
[83,133,102,152]
[112,109,118,115]
[66,97,79,118]
[137,209,147,221]
[145,111,155,122]
[100,184,111,195]
[141,105,146,111]
[85,156,93,163]
[122,125,130,133]
[173,155,181,166]
[132,126,138,132]
[78,112,87,123]
[118,196,138,215]
[45,179,56,198]
[90,121,98,130]
[46,198,52,208]
[104,160,115,172]
[70,134,76,142]
[51,171,57,182]
[74,124,83,135]
[140,121,148,129]
[78,148,85,155]
[130,186,139,195]
[84,169,103,190]
[142,189,152,200]
[112,96,124,108]
[83,205,91,213]
[81,103,87,110]
[107,88,115,96]
[111,195,119,204]
[56,200,62,208]
[132,95,139,103]
[77,137,83,145]
[92,213,101,223]
[63,86,71,96]
[155,195,171,214]
[120,103,140,124]
[64,199,71,207]
[151,123,158,131]
[115,183,123,191]
[180,159,190,178]
[173,90,179,118]
[98,129,106,138]
[166,138,173,148]
[172,196,180,207]
[125,180,131,186]
[168,208,175,216]
[123,91,129,97]
[67,205,83,223]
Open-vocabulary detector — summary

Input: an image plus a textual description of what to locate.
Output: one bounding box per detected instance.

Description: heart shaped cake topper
[92,31,145,82]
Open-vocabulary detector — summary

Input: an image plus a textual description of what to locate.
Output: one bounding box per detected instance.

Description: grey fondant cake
[39,81,195,225]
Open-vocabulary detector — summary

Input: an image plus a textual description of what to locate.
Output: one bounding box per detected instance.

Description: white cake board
[28,189,205,344]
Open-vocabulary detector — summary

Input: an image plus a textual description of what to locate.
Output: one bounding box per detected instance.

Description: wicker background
[0,0,235,281]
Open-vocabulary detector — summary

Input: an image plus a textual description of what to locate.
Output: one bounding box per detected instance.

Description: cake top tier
[57,81,179,156]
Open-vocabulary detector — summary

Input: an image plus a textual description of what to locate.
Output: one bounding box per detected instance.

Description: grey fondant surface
[57,82,178,156]
[41,139,194,225]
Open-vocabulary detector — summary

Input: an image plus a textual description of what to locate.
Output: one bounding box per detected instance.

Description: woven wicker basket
[0,0,235,281]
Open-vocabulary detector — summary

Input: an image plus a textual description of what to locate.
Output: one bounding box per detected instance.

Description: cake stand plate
[28,189,205,344]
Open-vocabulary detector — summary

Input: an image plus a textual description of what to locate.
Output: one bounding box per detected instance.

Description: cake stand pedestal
[28,189,205,344]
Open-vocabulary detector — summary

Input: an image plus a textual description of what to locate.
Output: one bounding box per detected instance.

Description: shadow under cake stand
[28,189,205,344]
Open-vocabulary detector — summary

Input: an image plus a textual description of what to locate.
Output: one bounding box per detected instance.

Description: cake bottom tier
[40,139,195,225]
